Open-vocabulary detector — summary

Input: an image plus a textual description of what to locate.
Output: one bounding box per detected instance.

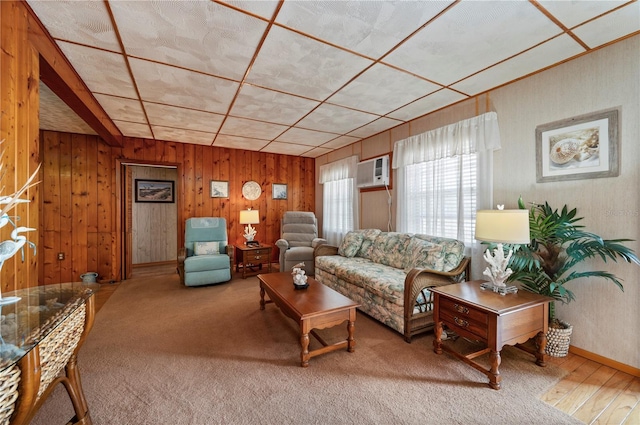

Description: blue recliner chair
[178,217,233,286]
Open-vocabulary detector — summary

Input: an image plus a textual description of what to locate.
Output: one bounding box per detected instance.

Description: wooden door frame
[116,158,181,281]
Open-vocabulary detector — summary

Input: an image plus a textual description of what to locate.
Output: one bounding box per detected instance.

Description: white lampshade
[475,209,530,244]
[239,209,259,225]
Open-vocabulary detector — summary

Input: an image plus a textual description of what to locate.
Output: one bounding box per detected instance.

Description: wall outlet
[57,252,65,260]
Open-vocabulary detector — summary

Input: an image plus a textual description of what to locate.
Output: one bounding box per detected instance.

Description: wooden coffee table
[258,272,359,367]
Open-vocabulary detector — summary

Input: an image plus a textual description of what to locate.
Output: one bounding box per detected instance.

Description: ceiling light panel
[129,58,239,114]
[296,103,379,134]
[109,1,267,81]
[57,42,137,99]
[219,116,289,140]
[144,103,225,134]
[94,94,147,124]
[213,134,270,151]
[452,35,584,96]
[537,0,630,29]
[275,127,339,146]
[384,1,562,86]
[246,25,373,100]
[114,121,153,139]
[388,89,467,122]
[231,85,320,125]
[27,0,120,51]
[152,126,215,146]
[327,63,441,115]
[572,4,640,49]
[275,1,453,58]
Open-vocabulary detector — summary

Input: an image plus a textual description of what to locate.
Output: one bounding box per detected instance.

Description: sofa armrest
[402,256,471,343]
[275,238,289,250]
[313,244,338,258]
[311,238,327,248]
[178,247,187,285]
[226,244,235,269]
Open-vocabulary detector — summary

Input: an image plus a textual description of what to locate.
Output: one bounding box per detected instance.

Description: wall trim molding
[570,345,640,377]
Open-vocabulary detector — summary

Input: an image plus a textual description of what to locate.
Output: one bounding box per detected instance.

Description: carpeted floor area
[32,272,581,424]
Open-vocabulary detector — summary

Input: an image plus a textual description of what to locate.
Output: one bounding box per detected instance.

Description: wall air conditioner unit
[356,155,390,188]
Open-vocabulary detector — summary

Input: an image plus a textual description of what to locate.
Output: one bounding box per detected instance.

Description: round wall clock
[242,180,262,200]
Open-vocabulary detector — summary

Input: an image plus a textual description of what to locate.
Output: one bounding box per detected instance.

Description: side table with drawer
[235,244,272,279]
[431,280,553,390]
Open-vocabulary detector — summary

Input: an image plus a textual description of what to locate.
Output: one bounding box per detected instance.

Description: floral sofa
[314,229,470,342]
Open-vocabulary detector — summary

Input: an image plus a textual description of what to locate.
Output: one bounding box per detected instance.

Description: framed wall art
[135,179,175,203]
[536,108,619,183]
[210,180,229,198]
[272,183,287,200]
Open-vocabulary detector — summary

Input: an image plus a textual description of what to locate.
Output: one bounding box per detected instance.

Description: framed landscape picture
[135,179,175,203]
[272,183,287,200]
[536,108,619,183]
[210,180,229,198]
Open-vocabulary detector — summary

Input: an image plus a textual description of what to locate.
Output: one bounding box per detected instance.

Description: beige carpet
[32,272,581,425]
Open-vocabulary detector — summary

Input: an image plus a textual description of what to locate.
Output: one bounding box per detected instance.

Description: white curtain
[319,156,359,246]
[393,112,500,280]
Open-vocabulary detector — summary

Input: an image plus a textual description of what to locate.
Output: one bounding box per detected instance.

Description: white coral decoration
[291,262,307,285]
[482,243,513,287]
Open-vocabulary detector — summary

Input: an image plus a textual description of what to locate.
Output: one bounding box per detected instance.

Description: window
[403,153,477,245]
[319,156,359,246]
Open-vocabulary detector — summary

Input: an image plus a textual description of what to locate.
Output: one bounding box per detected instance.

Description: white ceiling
[29,0,640,158]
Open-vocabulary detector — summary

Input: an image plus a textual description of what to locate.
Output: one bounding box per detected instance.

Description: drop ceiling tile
[328,64,441,115]
[219,116,289,140]
[114,121,153,139]
[302,147,333,158]
[27,0,120,51]
[348,117,403,139]
[538,1,630,29]
[109,1,267,80]
[144,103,224,134]
[223,1,280,20]
[247,25,373,100]
[94,94,146,124]
[387,89,467,121]
[572,4,640,48]
[275,127,339,146]
[57,42,137,98]
[39,83,97,135]
[129,58,239,114]
[275,1,453,58]
[297,103,379,134]
[320,135,361,150]
[152,126,215,145]
[213,134,270,151]
[260,141,314,156]
[231,85,320,125]
[384,1,562,85]
[452,35,585,95]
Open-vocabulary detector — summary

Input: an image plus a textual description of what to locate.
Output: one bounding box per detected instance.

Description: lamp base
[480,281,518,296]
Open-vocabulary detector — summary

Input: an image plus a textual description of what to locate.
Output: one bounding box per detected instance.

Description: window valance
[392,112,501,168]
[319,155,358,184]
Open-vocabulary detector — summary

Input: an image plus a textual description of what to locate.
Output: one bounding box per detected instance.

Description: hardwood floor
[93,265,640,424]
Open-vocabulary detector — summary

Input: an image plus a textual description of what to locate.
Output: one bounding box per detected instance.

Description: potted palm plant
[504,196,639,356]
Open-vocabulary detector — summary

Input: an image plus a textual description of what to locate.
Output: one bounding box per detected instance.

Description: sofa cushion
[370,232,413,269]
[404,237,443,272]
[338,231,364,258]
[412,234,466,272]
[355,229,381,259]
[194,241,219,256]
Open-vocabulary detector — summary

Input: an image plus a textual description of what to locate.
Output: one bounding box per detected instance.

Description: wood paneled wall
[40,131,315,283]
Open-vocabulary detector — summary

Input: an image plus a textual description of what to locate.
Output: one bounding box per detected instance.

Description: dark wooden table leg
[535,331,547,367]
[488,349,502,390]
[259,285,266,310]
[347,319,355,353]
[300,332,310,367]
[433,320,443,355]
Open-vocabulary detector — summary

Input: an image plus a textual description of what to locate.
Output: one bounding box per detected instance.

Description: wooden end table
[257,272,359,367]
[235,244,272,279]
[431,280,553,390]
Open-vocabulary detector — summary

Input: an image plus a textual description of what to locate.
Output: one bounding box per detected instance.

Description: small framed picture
[135,179,175,203]
[210,180,229,198]
[272,183,287,200]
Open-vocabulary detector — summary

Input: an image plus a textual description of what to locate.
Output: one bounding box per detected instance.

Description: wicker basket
[546,319,573,357]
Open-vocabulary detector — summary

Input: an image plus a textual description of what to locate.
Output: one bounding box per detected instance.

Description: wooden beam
[24,2,123,147]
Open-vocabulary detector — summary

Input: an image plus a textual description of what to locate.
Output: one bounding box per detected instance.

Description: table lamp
[239,208,259,244]
[475,208,530,294]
